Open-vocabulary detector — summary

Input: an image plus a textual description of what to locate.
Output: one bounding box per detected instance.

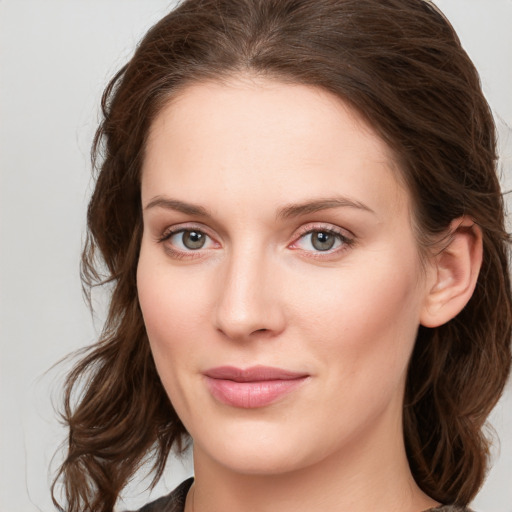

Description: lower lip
[205,377,308,408]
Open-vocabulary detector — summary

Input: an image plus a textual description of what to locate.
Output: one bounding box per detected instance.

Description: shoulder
[124,483,474,512]
[124,478,194,512]
[424,506,475,512]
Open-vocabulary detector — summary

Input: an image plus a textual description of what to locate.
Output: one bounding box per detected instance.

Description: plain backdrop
[1,1,511,511]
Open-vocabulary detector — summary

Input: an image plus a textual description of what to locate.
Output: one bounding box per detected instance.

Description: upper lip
[204,365,309,382]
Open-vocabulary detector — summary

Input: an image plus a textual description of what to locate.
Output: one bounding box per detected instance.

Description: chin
[208,444,311,476]
[192,418,330,476]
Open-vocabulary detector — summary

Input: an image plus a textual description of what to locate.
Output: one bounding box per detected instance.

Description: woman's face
[137,77,434,475]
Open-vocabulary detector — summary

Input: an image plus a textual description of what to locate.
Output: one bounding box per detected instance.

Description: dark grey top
[127,478,475,512]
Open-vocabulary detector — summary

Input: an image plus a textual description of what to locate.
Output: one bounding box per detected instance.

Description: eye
[158,227,218,255]
[290,226,354,255]
[295,230,342,252]
[304,231,339,251]
[171,229,209,250]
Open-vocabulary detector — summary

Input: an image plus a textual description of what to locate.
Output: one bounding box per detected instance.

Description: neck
[188,404,438,512]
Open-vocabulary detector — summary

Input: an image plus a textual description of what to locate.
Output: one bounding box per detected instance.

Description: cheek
[290,251,424,385]
[296,258,420,328]
[136,244,208,371]
[136,248,213,427]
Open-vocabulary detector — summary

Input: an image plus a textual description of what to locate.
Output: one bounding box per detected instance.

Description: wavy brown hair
[52,1,512,510]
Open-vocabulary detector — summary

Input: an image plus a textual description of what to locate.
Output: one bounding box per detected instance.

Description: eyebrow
[144,197,211,217]
[276,197,375,219]
[144,195,375,219]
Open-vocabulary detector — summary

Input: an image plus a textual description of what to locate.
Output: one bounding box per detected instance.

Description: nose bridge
[214,241,283,340]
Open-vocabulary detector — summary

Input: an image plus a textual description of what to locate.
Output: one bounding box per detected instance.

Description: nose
[213,247,286,341]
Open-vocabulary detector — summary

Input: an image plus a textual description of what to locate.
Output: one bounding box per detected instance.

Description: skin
[137,76,450,512]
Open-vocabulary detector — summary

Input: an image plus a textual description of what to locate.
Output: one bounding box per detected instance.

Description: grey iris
[182,230,206,249]
[312,231,336,251]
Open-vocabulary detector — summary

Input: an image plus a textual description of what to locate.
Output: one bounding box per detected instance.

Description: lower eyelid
[289,228,355,257]
[158,227,223,260]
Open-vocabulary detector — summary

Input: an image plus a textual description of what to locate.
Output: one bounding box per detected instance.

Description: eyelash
[157,224,218,260]
[289,224,355,258]
[156,223,355,260]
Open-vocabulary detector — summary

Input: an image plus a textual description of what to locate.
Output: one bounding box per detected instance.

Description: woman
[52,1,512,511]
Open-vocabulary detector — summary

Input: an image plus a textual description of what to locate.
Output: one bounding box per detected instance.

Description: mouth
[203,365,309,408]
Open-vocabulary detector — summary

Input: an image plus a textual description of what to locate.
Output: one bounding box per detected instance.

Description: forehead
[142,77,408,218]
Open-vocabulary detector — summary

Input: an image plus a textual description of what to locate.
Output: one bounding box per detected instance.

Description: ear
[420,217,483,328]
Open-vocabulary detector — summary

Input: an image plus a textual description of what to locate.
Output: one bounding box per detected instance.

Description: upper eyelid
[288,223,355,253]
[292,222,354,239]
[158,226,218,256]
[159,222,217,240]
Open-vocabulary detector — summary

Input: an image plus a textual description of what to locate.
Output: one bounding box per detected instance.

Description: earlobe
[420,217,483,328]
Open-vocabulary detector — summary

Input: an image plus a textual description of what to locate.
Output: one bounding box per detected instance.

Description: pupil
[312,231,335,251]
[183,230,205,249]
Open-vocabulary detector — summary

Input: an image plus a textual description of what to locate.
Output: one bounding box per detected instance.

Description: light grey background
[0,1,511,511]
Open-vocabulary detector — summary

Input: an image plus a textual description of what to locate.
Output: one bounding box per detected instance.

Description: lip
[203,365,309,408]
